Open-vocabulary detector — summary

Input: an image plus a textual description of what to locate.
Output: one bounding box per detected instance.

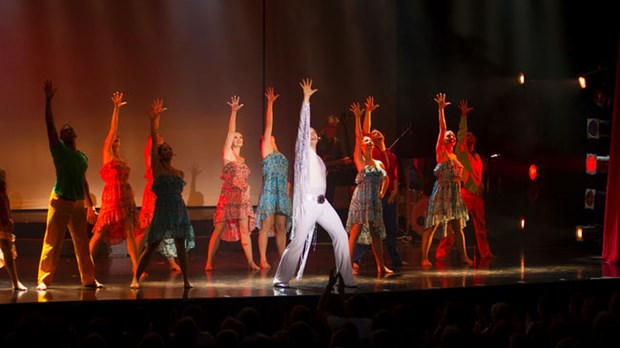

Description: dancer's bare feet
[204,262,214,271]
[130,278,140,289]
[352,262,359,275]
[184,281,194,289]
[248,262,260,271]
[13,282,27,291]
[36,283,48,291]
[461,257,474,266]
[421,259,433,267]
[260,261,272,270]
[379,267,394,275]
[139,272,149,281]
[168,258,181,272]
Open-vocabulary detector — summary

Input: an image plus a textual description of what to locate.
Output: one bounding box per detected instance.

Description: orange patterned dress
[92,160,138,245]
[214,161,256,242]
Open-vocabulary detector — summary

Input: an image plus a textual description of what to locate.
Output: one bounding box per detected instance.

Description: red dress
[137,169,156,238]
[92,160,138,244]
[214,161,256,242]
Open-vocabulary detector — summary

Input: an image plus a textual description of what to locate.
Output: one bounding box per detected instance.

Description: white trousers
[274,199,354,285]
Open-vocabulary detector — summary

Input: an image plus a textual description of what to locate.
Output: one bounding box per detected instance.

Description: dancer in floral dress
[136,136,182,272]
[89,92,139,272]
[131,99,195,289]
[255,87,291,269]
[346,98,392,275]
[205,96,258,271]
[421,93,473,267]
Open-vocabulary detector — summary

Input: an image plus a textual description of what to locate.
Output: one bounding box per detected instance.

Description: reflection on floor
[0,231,615,304]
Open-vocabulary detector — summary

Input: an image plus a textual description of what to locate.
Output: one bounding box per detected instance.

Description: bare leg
[258,214,275,269]
[205,222,226,271]
[239,219,259,270]
[174,239,193,288]
[450,219,473,265]
[88,231,104,260]
[0,240,26,291]
[370,224,392,274]
[274,214,287,257]
[124,220,139,273]
[130,242,158,288]
[421,224,439,267]
[348,224,361,274]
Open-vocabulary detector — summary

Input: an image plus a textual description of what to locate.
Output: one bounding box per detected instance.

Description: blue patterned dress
[346,165,387,245]
[146,174,195,251]
[255,152,291,235]
[425,157,469,236]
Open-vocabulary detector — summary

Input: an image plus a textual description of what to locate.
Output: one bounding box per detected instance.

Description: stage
[0,221,616,304]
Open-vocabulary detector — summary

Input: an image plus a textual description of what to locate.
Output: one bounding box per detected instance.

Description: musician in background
[317,115,354,203]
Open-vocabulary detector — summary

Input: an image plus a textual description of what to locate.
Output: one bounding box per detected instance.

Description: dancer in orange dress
[205,96,258,271]
[136,136,181,271]
[0,169,26,291]
[89,92,139,272]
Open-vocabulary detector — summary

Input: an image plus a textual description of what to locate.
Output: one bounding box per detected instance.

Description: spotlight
[575,226,583,241]
[519,217,526,230]
[578,76,587,89]
[518,72,525,85]
[528,164,537,181]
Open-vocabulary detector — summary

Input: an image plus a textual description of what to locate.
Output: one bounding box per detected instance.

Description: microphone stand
[389,122,412,150]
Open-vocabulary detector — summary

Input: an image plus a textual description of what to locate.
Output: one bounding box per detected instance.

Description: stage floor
[0,230,614,304]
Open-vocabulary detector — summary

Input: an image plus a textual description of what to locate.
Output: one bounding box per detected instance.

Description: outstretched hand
[265,87,279,103]
[365,96,380,112]
[43,80,57,100]
[111,92,127,109]
[458,99,474,115]
[300,78,318,99]
[228,95,244,112]
[434,93,450,110]
[189,163,203,176]
[148,99,167,120]
[349,102,364,118]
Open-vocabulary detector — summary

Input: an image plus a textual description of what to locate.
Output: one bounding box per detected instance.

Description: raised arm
[43,80,59,149]
[223,96,243,163]
[148,99,167,176]
[362,96,380,134]
[456,99,473,156]
[434,93,450,162]
[350,102,365,171]
[103,92,127,165]
[261,87,279,158]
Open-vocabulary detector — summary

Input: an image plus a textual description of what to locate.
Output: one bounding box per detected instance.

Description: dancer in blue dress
[256,87,291,269]
[131,99,195,289]
[421,93,472,267]
[346,98,392,275]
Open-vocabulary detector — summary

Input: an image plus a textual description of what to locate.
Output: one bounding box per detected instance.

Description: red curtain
[602,34,620,263]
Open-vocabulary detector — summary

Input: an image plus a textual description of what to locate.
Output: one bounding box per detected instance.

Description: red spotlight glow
[528,164,537,181]
[586,154,597,174]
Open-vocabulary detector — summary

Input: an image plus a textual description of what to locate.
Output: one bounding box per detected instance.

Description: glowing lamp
[575,226,584,241]
[578,76,587,89]
[586,154,597,174]
[528,164,537,181]
[518,72,525,85]
[519,217,526,230]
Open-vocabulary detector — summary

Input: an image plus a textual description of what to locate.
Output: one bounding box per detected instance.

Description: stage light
[519,217,526,230]
[586,154,597,174]
[528,164,537,181]
[490,153,501,158]
[575,226,583,241]
[578,76,587,89]
[518,72,525,85]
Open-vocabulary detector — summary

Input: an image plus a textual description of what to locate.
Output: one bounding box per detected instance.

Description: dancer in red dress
[205,96,258,271]
[89,92,139,272]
